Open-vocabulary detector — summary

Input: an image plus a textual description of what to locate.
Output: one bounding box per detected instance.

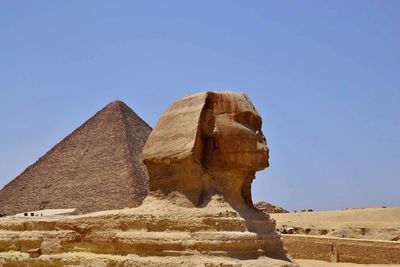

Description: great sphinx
[143,91,269,209]
[0,91,296,267]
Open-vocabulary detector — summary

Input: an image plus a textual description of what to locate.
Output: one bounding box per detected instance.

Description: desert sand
[297,259,400,267]
[271,207,400,241]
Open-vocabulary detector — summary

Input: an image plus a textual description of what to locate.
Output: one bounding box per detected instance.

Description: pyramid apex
[106,100,128,108]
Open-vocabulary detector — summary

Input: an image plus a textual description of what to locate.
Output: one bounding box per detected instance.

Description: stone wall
[282,234,400,264]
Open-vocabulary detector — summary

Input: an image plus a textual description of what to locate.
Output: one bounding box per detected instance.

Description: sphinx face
[204,93,269,172]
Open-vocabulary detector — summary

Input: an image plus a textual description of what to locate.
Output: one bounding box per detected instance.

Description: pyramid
[255,201,289,213]
[0,101,152,215]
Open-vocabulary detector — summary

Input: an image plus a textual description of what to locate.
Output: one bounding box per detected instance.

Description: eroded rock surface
[0,196,295,266]
[0,92,296,266]
[143,91,269,209]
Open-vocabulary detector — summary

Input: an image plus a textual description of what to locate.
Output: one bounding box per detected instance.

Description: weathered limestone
[143,91,269,209]
[0,196,295,266]
[0,92,296,266]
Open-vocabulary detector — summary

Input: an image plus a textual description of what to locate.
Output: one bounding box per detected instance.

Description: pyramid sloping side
[254,201,288,213]
[0,101,152,215]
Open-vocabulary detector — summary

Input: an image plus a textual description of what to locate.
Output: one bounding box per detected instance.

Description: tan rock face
[143,91,269,208]
[204,92,269,172]
[0,196,296,267]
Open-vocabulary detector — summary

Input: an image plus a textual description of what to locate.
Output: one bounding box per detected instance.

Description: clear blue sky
[1,1,399,211]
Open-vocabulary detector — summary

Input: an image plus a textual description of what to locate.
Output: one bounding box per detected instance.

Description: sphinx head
[203,92,269,172]
[142,91,269,208]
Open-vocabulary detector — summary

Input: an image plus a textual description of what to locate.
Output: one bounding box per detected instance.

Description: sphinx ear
[202,127,220,168]
[210,129,220,151]
[201,109,214,138]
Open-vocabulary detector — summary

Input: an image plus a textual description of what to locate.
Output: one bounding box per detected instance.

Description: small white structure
[14,208,81,217]
[283,227,295,234]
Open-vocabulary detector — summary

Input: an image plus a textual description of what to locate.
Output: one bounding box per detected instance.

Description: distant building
[283,227,295,234]
[14,208,81,217]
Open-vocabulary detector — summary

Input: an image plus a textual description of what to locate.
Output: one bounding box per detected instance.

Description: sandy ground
[296,259,400,267]
[271,207,400,241]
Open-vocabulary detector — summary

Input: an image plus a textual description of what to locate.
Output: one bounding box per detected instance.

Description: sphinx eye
[234,111,248,124]
[235,111,260,132]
